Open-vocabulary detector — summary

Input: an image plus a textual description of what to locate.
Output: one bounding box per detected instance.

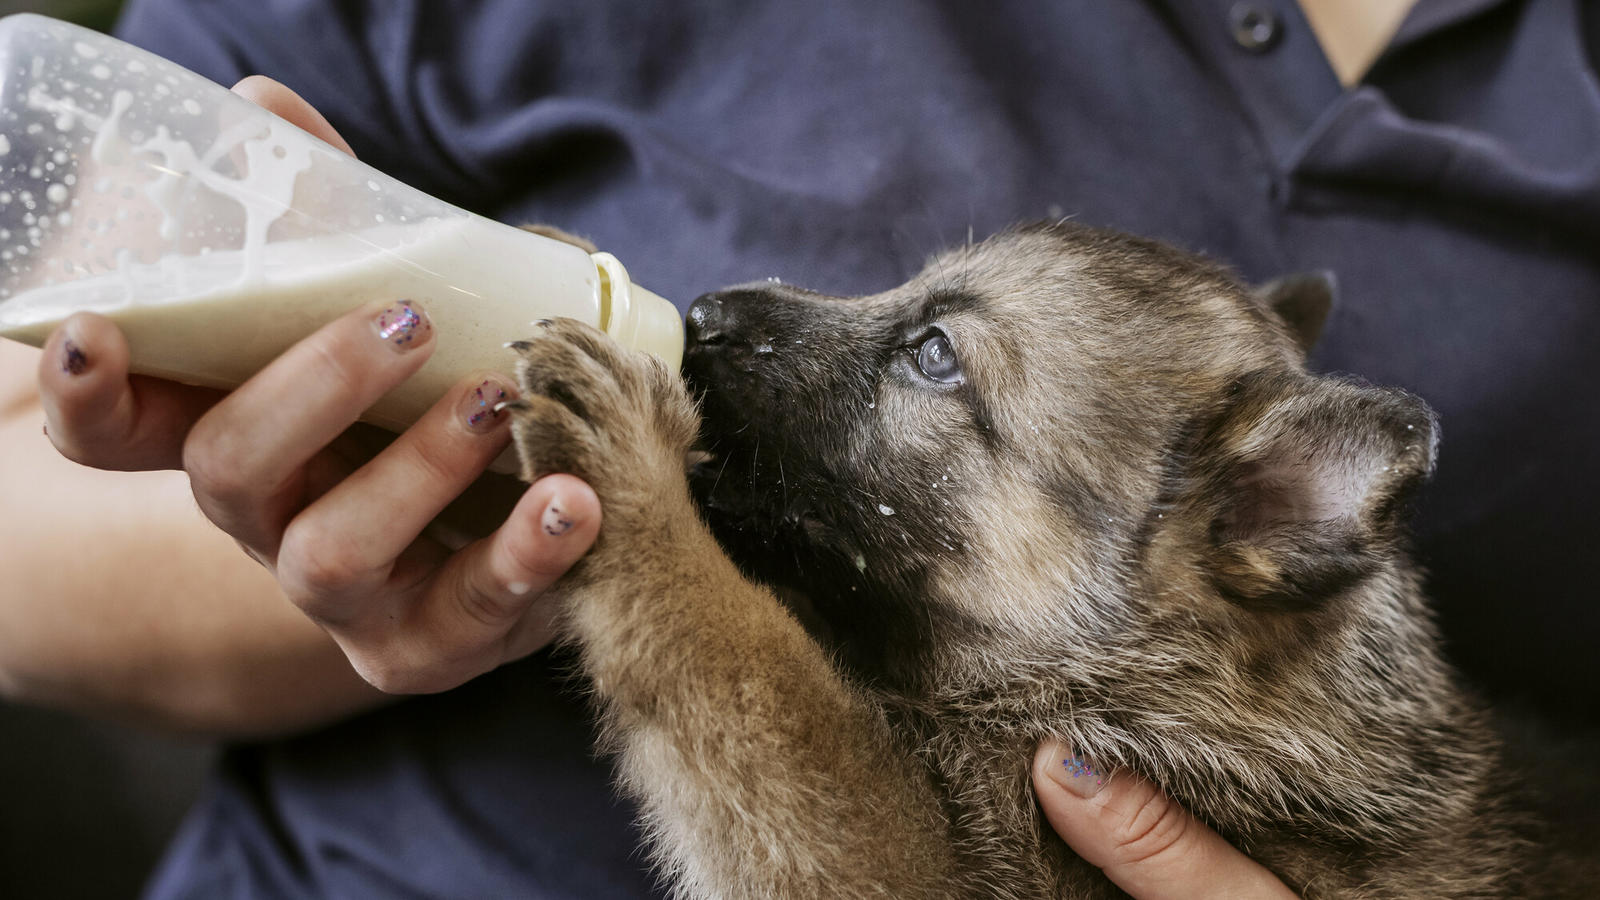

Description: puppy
[504,223,1595,898]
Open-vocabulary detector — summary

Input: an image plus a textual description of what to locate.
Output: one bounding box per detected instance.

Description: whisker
[710,449,733,496]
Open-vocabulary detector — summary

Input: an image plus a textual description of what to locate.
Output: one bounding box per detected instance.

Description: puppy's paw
[506,318,699,525]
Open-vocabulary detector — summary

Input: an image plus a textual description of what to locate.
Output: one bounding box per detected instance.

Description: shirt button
[1229,3,1282,52]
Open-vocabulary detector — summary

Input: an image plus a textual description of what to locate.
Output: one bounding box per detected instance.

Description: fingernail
[1050,748,1109,798]
[62,338,89,375]
[373,300,431,351]
[461,378,515,433]
[542,496,576,537]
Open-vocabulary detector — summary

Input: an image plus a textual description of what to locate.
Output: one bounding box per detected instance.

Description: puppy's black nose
[688,287,771,347]
[686,293,726,345]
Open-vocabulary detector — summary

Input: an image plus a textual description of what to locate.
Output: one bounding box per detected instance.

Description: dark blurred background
[0,4,210,898]
[0,705,209,897]
[0,0,119,32]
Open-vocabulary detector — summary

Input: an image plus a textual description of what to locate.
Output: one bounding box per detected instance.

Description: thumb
[1031,741,1298,900]
[230,75,358,157]
[407,474,599,686]
[452,473,600,632]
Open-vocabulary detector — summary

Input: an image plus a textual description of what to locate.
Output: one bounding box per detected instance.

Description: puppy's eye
[914,332,963,383]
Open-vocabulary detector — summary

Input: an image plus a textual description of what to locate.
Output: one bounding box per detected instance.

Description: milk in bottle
[0,14,683,434]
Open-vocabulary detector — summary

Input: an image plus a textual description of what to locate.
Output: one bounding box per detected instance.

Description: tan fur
[506,319,952,896]
[519,222,600,254]
[505,223,1589,898]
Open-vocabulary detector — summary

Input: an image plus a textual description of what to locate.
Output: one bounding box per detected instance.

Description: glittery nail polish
[373,300,431,350]
[62,339,88,375]
[1055,749,1108,798]
[462,379,513,433]
[543,499,576,536]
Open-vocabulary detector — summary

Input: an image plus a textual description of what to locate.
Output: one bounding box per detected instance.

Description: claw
[494,399,531,414]
[534,318,553,328]
[503,340,533,352]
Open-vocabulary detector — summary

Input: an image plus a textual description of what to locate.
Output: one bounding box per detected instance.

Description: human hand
[35,76,599,694]
[1032,742,1300,899]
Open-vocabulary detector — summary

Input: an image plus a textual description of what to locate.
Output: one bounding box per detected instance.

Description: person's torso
[119,1,1598,896]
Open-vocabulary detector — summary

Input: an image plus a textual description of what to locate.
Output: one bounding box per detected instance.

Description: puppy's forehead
[911,224,1293,372]
[891,224,1305,522]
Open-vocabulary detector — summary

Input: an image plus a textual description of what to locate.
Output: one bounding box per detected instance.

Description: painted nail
[462,379,514,433]
[542,497,576,537]
[1052,748,1109,798]
[62,338,88,375]
[373,300,431,350]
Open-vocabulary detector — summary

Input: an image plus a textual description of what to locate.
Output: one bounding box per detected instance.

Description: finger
[183,300,435,556]
[230,75,357,157]
[1032,741,1298,900]
[277,374,521,618]
[356,475,600,694]
[36,313,220,471]
[34,77,353,475]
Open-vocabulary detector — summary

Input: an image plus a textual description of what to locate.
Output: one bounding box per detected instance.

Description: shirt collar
[1387,0,1518,53]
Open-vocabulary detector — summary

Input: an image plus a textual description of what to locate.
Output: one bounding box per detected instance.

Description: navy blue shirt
[116,1,1600,897]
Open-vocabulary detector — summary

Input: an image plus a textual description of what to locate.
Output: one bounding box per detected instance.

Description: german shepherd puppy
[504,223,1592,898]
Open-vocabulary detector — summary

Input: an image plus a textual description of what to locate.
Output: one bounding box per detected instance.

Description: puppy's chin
[688,449,940,685]
[688,448,852,587]
[686,447,813,582]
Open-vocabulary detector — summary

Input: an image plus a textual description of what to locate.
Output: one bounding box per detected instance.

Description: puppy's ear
[1255,271,1335,355]
[1194,372,1437,611]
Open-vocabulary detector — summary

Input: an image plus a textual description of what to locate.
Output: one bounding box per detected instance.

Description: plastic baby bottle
[0,14,683,435]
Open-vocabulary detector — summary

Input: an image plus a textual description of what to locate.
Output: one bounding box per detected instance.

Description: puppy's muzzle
[684,286,788,391]
[686,287,768,350]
